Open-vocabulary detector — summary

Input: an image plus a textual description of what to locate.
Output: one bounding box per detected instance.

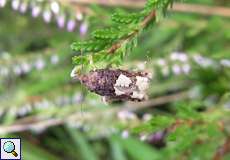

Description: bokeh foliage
[0,0,230,160]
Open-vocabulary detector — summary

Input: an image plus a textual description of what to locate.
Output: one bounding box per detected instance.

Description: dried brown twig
[0,91,188,134]
[69,0,230,17]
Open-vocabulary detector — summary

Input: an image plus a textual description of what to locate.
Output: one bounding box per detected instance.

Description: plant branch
[69,0,144,8]
[69,0,230,17]
[107,10,155,54]
[0,91,188,135]
[124,91,188,112]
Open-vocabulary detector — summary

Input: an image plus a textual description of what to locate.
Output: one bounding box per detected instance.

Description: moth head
[70,66,82,79]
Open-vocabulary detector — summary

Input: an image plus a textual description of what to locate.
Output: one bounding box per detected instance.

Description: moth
[71,68,152,102]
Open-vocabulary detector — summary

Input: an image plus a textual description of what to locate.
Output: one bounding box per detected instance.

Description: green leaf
[145,0,171,10]
[109,137,127,160]
[71,40,111,52]
[133,116,175,133]
[72,55,89,65]
[149,116,175,130]
[23,140,61,160]
[176,103,201,120]
[115,136,162,160]
[224,154,230,160]
[166,125,197,152]
[92,27,129,40]
[66,127,99,160]
[111,12,145,24]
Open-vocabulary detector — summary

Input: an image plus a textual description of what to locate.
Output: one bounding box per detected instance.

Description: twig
[69,0,230,17]
[69,0,145,8]
[172,3,230,17]
[0,91,188,134]
[0,118,62,135]
[124,91,188,112]
[107,10,156,54]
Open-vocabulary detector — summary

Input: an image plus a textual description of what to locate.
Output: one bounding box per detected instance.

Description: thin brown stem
[124,91,188,112]
[69,0,230,17]
[107,10,156,54]
[0,91,188,134]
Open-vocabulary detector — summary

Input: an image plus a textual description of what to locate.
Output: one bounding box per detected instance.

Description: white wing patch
[114,87,126,96]
[114,74,132,96]
[131,91,145,99]
[131,76,150,100]
[115,74,132,87]
[113,74,150,100]
[135,76,149,91]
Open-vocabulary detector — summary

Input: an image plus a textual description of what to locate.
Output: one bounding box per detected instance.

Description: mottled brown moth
[71,68,151,102]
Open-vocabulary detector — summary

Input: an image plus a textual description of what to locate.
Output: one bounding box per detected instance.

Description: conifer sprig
[71,0,176,69]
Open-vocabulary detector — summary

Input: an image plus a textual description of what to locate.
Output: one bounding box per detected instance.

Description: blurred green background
[0,0,230,159]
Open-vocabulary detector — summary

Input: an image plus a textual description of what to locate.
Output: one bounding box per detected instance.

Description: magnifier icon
[3,141,18,157]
